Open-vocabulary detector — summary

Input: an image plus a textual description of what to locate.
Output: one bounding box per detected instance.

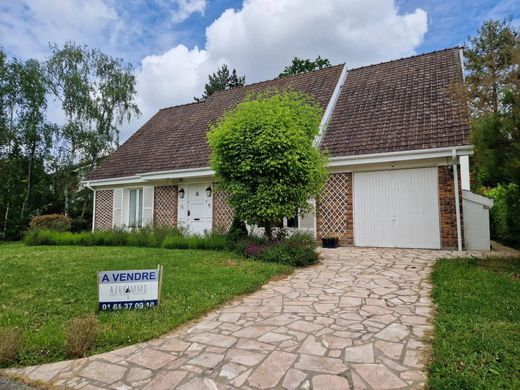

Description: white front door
[353,167,441,249]
[178,184,212,234]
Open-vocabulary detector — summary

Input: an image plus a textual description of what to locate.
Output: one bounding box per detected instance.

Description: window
[286,215,299,228]
[129,188,143,228]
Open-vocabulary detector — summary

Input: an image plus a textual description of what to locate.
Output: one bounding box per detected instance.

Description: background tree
[278,56,331,78]
[465,19,520,187]
[195,64,245,101]
[208,90,327,240]
[465,19,520,246]
[46,42,140,215]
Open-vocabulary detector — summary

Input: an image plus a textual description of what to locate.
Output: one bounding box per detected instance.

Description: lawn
[0,243,292,367]
[429,256,520,389]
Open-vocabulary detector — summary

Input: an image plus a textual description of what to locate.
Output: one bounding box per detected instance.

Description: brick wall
[154,185,178,227]
[438,165,464,249]
[94,190,113,230]
[213,190,234,233]
[316,172,353,245]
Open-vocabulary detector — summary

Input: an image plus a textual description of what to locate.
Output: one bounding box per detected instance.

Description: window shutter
[112,189,123,228]
[142,186,154,226]
[299,199,316,235]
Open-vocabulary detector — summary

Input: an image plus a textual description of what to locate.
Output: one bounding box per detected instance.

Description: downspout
[85,182,96,232]
[452,149,462,251]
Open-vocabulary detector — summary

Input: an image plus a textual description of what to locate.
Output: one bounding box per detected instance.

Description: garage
[353,167,441,249]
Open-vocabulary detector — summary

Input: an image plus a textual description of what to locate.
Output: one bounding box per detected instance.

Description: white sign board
[98,266,162,311]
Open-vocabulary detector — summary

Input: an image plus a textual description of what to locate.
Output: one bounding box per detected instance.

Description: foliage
[65,315,98,358]
[226,215,249,243]
[238,232,318,267]
[430,256,520,389]
[29,214,71,232]
[465,20,520,188]
[485,184,520,246]
[195,64,245,101]
[0,243,291,367]
[70,216,89,233]
[0,43,140,240]
[0,327,21,365]
[208,90,327,240]
[162,233,230,250]
[278,56,332,78]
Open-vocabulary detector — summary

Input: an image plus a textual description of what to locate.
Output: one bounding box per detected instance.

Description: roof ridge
[159,99,206,112]
[208,63,346,97]
[347,46,462,72]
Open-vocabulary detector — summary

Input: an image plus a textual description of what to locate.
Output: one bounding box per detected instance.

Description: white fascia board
[140,167,215,181]
[315,64,348,146]
[328,145,474,167]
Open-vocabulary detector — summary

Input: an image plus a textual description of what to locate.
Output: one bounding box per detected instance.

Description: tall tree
[208,91,327,241]
[195,64,245,102]
[46,42,140,214]
[465,19,520,187]
[278,56,331,78]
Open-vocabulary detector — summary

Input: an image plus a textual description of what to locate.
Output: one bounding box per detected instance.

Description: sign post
[98,266,162,311]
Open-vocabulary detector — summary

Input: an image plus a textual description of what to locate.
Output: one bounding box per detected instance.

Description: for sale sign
[98,266,163,311]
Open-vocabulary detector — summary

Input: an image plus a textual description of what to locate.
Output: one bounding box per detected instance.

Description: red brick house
[84,48,475,250]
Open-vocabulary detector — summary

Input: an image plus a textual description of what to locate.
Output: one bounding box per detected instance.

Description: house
[84,47,479,250]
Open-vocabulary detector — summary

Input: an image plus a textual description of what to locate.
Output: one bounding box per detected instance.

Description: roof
[87,48,471,181]
[320,48,470,157]
[87,65,344,180]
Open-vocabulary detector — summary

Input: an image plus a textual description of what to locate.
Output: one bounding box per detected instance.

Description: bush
[29,214,71,232]
[65,315,98,358]
[0,327,21,365]
[239,232,318,267]
[163,233,229,251]
[486,183,520,246]
[227,217,249,243]
[70,217,90,233]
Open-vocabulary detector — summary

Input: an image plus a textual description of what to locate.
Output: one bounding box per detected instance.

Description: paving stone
[297,335,327,356]
[248,351,297,389]
[287,320,323,333]
[344,343,374,363]
[177,377,218,390]
[127,349,176,370]
[312,374,351,389]
[232,326,275,338]
[258,332,293,343]
[375,340,404,360]
[159,338,191,352]
[226,349,266,366]
[353,364,408,389]
[187,352,224,368]
[126,367,152,382]
[295,354,347,374]
[81,361,126,383]
[282,368,307,390]
[219,362,248,380]
[187,333,237,348]
[374,324,410,342]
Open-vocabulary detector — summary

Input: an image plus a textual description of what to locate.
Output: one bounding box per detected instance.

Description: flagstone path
[2,248,484,389]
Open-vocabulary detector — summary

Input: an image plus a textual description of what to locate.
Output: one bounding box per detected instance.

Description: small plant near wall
[322,233,340,248]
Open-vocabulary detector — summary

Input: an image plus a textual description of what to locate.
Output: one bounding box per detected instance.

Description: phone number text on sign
[98,267,162,311]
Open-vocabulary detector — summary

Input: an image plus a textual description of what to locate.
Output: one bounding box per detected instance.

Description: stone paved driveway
[2,248,477,390]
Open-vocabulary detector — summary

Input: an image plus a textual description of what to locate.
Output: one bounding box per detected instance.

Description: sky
[1,0,519,141]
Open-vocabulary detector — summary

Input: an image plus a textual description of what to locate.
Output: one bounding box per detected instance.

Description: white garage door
[354,167,441,249]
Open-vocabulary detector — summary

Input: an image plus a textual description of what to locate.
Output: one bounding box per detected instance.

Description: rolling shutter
[112,189,123,228]
[142,186,154,226]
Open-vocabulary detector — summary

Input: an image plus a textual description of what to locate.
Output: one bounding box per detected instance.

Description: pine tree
[195,65,245,102]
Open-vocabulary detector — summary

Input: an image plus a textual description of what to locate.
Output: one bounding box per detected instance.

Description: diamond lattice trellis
[95,190,113,230]
[317,172,353,244]
[213,190,234,233]
[154,186,177,227]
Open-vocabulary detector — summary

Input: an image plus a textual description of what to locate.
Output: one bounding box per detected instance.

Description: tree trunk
[264,224,274,242]
[2,201,10,239]
[21,141,36,218]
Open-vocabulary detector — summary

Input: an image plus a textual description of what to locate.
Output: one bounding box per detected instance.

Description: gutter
[452,148,463,251]
[84,182,96,232]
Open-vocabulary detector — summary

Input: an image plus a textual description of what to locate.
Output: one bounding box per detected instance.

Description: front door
[178,184,212,234]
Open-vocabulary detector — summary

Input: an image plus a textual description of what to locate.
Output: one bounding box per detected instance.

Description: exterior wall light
[178,188,185,199]
[206,186,212,198]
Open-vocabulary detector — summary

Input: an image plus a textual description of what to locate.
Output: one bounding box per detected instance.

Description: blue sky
[1,0,518,140]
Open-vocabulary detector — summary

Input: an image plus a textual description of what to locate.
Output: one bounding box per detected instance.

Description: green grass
[429,256,520,389]
[0,243,292,367]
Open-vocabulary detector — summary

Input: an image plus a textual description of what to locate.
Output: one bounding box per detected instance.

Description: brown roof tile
[320,47,470,157]
[87,65,344,180]
[87,48,471,181]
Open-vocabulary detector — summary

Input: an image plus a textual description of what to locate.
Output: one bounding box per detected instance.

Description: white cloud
[129,0,427,140]
[171,0,207,23]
